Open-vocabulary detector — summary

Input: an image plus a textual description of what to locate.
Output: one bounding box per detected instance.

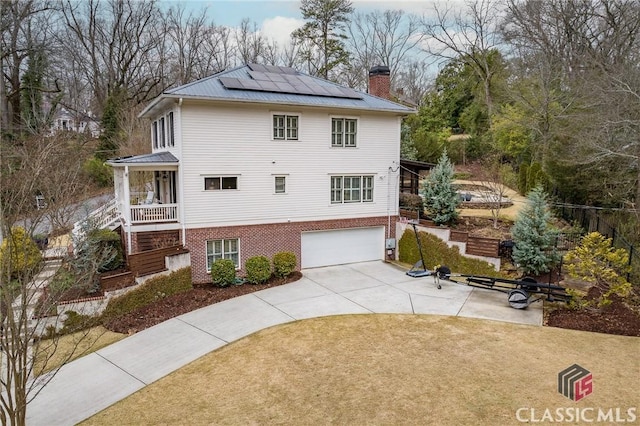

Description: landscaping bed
[545,288,640,337]
[104,271,302,334]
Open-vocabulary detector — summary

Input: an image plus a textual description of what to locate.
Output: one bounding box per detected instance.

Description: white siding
[179,101,401,227]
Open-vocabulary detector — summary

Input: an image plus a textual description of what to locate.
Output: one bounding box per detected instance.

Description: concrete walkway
[26,261,542,425]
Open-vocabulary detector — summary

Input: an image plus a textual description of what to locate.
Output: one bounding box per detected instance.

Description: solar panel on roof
[221,67,364,99]
[248,71,270,81]
[268,73,286,83]
[258,80,279,91]
[247,64,267,73]
[275,82,295,92]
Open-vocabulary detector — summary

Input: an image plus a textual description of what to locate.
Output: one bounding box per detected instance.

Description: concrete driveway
[26,261,542,426]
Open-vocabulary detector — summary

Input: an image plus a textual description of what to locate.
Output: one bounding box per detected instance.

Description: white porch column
[123,166,132,254]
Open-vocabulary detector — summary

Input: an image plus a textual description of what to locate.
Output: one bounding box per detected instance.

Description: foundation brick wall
[187,216,398,284]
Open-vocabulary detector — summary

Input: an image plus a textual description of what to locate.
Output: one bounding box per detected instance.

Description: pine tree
[510,185,560,275]
[421,149,460,225]
[292,0,353,80]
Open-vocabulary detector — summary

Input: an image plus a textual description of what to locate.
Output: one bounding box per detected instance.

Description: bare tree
[59,0,166,112]
[478,158,514,229]
[164,4,218,86]
[234,19,266,65]
[347,9,424,90]
[503,0,640,205]
[421,0,505,124]
[0,132,108,425]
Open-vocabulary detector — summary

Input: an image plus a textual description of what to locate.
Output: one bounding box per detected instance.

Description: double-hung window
[206,238,239,270]
[273,114,298,140]
[152,121,159,149]
[331,175,374,203]
[331,118,357,147]
[152,111,175,149]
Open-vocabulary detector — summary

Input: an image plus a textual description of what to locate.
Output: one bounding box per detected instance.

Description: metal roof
[107,151,179,166]
[141,64,415,117]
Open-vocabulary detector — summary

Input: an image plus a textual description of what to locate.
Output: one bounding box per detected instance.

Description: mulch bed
[546,287,640,337]
[104,272,302,334]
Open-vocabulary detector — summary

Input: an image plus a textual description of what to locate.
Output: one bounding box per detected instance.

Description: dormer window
[152,111,175,149]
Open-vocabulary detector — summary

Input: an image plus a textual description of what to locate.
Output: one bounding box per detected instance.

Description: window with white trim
[152,111,175,149]
[275,176,286,193]
[273,114,298,140]
[331,175,373,203]
[152,121,158,149]
[204,176,238,190]
[331,118,357,147]
[159,116,166,148]
[206,238,239,270]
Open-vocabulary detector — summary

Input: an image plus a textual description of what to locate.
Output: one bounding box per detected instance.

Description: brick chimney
[369,65,391,100]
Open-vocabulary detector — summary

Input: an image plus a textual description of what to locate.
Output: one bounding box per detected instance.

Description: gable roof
[140,64,415,117]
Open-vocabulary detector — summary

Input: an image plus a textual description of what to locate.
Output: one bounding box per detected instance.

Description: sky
[166,0,435,46]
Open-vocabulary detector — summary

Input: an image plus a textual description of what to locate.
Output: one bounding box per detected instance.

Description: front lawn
[81,315,638,425]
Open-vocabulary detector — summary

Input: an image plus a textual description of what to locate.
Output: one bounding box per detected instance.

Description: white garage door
[301,227,385,268]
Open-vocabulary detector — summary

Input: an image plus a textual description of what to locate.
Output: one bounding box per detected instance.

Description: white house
[49,106,100,137]
[107,64,414,283]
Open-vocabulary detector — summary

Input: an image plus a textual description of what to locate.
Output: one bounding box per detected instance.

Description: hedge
[101,267,192,322]
[398,229,504,278]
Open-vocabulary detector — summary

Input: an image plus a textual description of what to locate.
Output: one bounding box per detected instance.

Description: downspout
[388,161,399,240]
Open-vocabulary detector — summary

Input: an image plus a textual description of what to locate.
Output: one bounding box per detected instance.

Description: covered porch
[108,152,180,225]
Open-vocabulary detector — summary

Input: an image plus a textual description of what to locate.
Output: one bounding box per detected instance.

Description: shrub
[273,252,297,278]
[564,232,632,309]
[83,156,113,187]
[517,163,529,195]
[210,259,236,287]
[101,267,192,321]
[399,193,424,211]
[49,266,76,295]
[86,228,124,272]
[245,256,272,284]
[0,226,43,279]
[60,311,100,335]
[398,228,503,278]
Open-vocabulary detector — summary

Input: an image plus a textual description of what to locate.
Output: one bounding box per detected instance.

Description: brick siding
[369,74,391,100]
[187,216,397,284]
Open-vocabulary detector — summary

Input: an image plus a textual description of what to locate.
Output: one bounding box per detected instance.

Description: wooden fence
[466,236,500,257]
[128,245,189,277]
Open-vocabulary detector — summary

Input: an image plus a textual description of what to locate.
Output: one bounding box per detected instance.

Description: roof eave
[145,93,415,116]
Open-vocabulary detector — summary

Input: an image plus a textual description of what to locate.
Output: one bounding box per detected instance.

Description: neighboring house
[106,64,414,283]
[50,106,100,137]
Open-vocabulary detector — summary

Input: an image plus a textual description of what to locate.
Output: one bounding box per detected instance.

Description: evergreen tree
[421,149,459,225]
[511,185,560,275]
[96,91,124,161]
[292,0,353,80]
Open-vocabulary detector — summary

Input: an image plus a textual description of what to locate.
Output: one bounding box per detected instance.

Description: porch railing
[130,204,178,224]
[72,197,121,241]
